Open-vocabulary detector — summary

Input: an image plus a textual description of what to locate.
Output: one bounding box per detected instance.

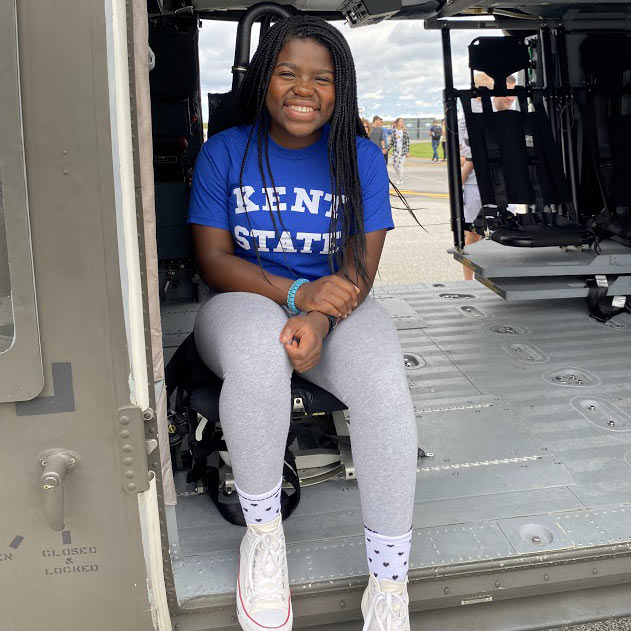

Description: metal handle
[38,449,79,532]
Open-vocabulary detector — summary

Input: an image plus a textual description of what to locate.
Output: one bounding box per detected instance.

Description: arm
[280,147,390,372]
[280,230,387,373]
[194,224,359,372]
[192,224,294,303]
[285,229,387,334]
[461,158,474,184]
[193,224,359,316]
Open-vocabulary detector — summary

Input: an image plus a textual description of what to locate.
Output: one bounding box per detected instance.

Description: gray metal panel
[498,507,631,555]
[0,1,156,630]
[479,276,590,300]
[453,239,631,278]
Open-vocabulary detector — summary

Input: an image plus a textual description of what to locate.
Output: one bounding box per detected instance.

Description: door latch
[38,449,80,532]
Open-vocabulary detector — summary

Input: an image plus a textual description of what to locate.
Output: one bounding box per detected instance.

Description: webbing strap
[203,428,301,527]
[480,93,508,209]
[580,89,613,212]
[531,91,573,211]
[518,94,545,212]
[585,278,628,323]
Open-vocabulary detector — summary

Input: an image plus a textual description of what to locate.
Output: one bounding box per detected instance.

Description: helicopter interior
[143,0,631,615]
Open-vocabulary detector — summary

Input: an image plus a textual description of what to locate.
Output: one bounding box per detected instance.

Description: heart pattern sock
[235,479,282,526]
[364,526,412,583]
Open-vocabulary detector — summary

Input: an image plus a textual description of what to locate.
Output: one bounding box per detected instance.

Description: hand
[294,275,359,318]
[279,313,327,372]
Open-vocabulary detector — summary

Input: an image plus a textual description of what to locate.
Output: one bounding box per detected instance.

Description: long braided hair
[225,15,369,285]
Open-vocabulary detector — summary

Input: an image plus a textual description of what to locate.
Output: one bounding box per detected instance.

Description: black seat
[165,332,355,493]
[187,366,348,425]
[460,37,594,248]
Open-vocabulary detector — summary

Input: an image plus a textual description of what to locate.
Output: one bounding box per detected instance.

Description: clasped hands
[279,275,360,373]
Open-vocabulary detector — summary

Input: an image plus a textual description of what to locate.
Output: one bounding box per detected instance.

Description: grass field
[407,141,444,160]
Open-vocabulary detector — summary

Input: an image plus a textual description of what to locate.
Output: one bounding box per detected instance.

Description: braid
[228,15,369,285]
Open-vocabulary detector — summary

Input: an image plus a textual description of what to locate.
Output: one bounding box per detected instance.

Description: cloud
[198,18,501,121]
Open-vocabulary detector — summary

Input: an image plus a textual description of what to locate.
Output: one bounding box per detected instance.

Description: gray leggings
[194,292,418,535]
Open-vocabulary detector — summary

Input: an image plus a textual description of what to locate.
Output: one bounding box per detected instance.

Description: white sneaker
[236,516,293,631]
[361,575,410,631]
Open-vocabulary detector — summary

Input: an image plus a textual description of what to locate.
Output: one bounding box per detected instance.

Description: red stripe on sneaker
[237,573,292,629]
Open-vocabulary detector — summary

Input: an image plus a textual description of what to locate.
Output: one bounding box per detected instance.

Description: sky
[198,18,499,123]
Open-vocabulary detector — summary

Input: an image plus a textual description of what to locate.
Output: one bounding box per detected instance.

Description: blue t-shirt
[188,124,393,281]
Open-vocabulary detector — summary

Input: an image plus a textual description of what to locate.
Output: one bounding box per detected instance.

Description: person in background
[459,73,516,279]
[369,115,388,164]
[361,117,371,136]
[441,118,447,161]
[429,119,442,162]
[382,120,392,158]
[388,117,410,186]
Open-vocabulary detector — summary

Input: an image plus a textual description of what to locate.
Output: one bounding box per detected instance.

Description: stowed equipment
[576,34,631,248]
[461,36,592,249]
[441,30,631,321]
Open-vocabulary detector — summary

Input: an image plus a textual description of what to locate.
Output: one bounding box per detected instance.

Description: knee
[194,293,292,380]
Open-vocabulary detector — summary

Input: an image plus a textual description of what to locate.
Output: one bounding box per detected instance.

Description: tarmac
[375,157,631,631]
[377,157,464,287]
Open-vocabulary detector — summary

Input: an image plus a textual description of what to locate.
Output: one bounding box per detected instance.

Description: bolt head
[42,476,58,490]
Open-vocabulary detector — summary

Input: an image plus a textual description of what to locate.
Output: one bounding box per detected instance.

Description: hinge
[118,406,151,494]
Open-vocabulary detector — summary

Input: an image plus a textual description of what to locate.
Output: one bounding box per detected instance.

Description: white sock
[236,479,282,526]
[364,527,412,583]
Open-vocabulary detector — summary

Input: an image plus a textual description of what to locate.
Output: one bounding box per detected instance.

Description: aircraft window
[0,0,43,402]
[0,174,14,353]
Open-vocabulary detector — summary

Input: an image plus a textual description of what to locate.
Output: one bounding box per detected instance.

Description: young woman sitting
[188,16,418,631]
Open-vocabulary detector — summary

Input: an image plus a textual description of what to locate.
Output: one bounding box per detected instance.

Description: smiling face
[265,37,336,149]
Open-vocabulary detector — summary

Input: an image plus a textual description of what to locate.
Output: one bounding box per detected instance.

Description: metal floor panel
[162,282,631,607]
[452,238,631,278]
[478,275,591,300]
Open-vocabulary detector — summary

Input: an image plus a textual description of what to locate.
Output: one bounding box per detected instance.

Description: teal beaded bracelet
[287,278,309,315]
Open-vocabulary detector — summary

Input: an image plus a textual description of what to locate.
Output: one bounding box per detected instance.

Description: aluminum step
[453,238,631,279]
